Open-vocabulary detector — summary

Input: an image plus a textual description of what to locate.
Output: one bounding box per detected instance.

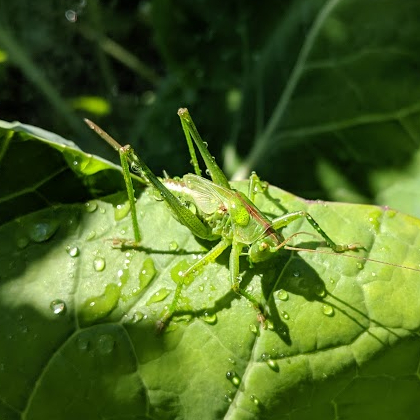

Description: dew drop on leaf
[28,220,59,242]
[16,236,29,249]
[315,285,326,297]
[84,201,98,213]
[224,390,233,403]
[249,324,259,335]
[66,245,80,257]
[50,299,66,315]
[226,371,241,387]
[169,241,178,251]
[93,256,106,272]
[277,289,288,301]
[96,334,115,355]
[85,230,96,240]
[79,283,121,324]
[114,201,131,221]
[77,336,90,351]
[250,395,260,406]
[281,311,289,320]
[322,304,334,316]
[146,288,171,306]
[139,258,157,291]
[261,353,280,372]
[131,311,145,323]
[202,312,217,325]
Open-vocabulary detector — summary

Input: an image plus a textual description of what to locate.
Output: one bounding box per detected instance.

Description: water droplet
[84,201,98,213]
[86,230,96,240]
[228,357,236,365]
[266,359,279,372]
[249,324,259,335]
[224,390,233,403]
[226,371,241,387]
[202,312,217,325]
[16,236,29,249]
[131,311,145,323]
[322,304,334,316]
[29,220,59,242]
[93,257,106,272]
[77,336,90,351]
[371,272,377,277]
[50,299,67,315]
[66,245,80,257]
[139,258,157,291]
[97,334,115,354]
[250,394,260,406]
[277,289,288,301]
[117,266,130,287]
[171,260,195,286]
[169,241,178,251]
[114,201,131,221]
[65,9,77,22]
[146,288,171,306]
[19,325,28,334]
[293,271,300,277]
[261,353,279,372]
[356,262,363,269]
[266,320,274,330]
[315,286,326,297]
[281,311,289,320]
[79,283,121,325]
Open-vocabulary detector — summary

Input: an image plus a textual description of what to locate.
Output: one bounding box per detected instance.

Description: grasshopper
[85,108,367,329]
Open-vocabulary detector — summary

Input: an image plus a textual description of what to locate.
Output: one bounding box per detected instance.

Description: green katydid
[84,108,413,329]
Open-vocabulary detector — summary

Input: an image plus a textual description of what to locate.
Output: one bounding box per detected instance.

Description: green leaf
[0,120,129,225]
[1,126,420,418]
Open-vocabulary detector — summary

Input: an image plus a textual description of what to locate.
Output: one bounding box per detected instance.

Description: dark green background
[1,0,420,215]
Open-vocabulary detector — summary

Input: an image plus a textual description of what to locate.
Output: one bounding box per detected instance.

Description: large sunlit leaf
[1,125,420,419]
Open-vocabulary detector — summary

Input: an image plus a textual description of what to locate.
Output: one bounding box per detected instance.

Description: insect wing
[184,174,233,215]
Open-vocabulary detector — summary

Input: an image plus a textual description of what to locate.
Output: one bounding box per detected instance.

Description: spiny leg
[247,172,268,204]
[85,119,141,245]
[178,108,231,189]
[159,238,231,328]
[271,210,360,252]
[230,240,266,325]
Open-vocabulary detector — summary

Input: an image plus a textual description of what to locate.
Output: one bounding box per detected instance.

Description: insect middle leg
[230,240,266,324]
[159,238,231,327]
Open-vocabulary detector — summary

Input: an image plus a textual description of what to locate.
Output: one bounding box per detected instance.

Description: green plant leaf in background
[0,120,135,225]
[1,123,420,419]
[2,0,420,216]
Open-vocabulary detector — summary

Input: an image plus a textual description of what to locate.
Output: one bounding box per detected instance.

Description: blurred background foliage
[1,0,420,216]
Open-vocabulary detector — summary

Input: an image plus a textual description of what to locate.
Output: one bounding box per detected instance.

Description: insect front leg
[178,108,231,189]
[271,211,360,252]
[85,119,142,246]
